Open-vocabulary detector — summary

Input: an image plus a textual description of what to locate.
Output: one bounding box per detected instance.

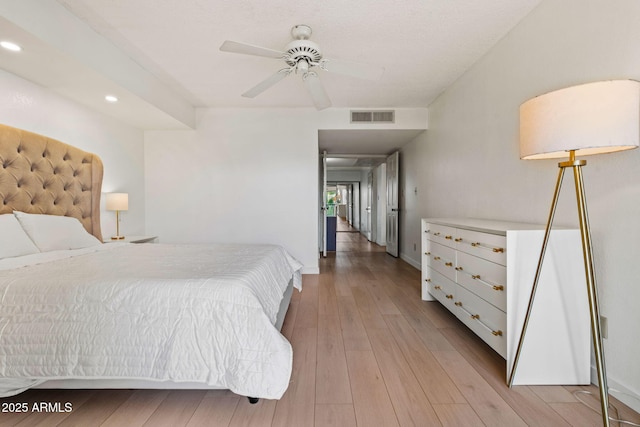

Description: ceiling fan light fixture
[297,59,309,74]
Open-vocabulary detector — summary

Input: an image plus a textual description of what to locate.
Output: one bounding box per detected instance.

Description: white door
[386,152,399,257]
[365,170,373,241]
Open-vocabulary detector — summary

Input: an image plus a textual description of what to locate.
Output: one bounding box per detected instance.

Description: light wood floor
[2,232,639,426]
[336,216,358,233]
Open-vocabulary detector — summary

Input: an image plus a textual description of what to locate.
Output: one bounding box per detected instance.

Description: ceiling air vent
[350,110,395,124]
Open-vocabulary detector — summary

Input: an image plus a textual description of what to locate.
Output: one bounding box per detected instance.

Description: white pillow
[0,213,40,259]
[13,211,102,252]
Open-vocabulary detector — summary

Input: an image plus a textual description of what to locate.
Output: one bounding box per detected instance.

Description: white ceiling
[320,129,425,169]
[0,0,541,153]
[319,129,425,154]
[55,0,540,109]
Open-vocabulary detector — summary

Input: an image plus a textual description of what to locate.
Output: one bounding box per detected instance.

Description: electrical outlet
[600,316,608,339]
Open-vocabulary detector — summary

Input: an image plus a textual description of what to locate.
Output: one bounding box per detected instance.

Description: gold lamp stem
[111,210,125,240]
[508,150,610,427]
[573,157,610,427]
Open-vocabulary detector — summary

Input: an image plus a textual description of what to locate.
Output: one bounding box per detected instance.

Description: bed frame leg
[248,397,259,404]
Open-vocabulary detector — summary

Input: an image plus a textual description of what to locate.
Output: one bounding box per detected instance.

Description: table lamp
[105,192,128,240]
[508,80,640,427]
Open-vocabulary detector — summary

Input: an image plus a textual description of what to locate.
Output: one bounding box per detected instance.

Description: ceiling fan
[220,25,384,110]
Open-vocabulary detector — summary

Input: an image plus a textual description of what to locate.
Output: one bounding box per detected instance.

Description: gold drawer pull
[425,252,431,255]
[459,304,503,337]
[425,278,432,282]
[446,294,453,299]
[469,273,505,291]
[425,229,430,233]
[454,301,462,306]
[461,270,506,291]
[434,232,441,236]
[470,242,505,254]
[445,235,453,240]
[434,256,441,260]
[434,285,441,290]
[454,237,463,242]
[445,262,453,267]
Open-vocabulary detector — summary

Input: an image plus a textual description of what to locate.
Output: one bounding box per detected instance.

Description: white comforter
[0,243,302,399]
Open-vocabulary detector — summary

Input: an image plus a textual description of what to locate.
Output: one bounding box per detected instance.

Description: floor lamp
[507,80,640,427]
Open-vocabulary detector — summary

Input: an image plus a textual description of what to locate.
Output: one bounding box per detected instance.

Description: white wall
[327,170,365,182]
[0,70,146,238]
[400,0,640,411]
[144,108,320,273]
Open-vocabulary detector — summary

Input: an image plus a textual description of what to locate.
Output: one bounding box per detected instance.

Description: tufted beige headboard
[0,124,104,241]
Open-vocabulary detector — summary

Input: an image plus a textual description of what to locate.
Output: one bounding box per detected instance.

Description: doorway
[318,128,426,258]
[330,183,357,231]
[325,181,360,251]
[319,153,397,256]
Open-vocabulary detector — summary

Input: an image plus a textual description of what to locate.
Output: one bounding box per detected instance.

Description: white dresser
[421,218,590,385]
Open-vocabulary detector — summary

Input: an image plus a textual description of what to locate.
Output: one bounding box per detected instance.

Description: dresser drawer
[455,228,506,265]
[426,267,457,312]
[424,223,457,249]
[425,241,456,281]
[455,286,506,357]
[456,251,506,311]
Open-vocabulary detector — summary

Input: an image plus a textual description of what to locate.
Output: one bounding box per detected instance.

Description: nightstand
[106,235,158,244]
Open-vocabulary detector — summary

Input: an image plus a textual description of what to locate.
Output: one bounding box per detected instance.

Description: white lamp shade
[520,80,640,159]
[105,193,128,211]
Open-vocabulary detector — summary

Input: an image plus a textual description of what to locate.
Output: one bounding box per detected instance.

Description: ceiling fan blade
[303,72,332,110]
[242,69,291,98]
[220,40,285,59]
[321,58,385,81]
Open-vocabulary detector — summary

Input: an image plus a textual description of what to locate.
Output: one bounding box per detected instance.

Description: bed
[0,124,302,401]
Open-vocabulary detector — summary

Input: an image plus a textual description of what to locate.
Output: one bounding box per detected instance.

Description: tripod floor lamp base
[515,79,640,427]
[508,151,610,426]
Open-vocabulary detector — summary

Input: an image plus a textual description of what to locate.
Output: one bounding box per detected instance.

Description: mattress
[0,243,302,399]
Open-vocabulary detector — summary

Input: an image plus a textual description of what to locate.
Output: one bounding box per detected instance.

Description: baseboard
[301,266,320,275]
[591,365,640,414]
[400,253,421,270]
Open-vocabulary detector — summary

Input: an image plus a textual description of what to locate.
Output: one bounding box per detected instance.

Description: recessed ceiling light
[105,95,118,103]
[1,41,22,52]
